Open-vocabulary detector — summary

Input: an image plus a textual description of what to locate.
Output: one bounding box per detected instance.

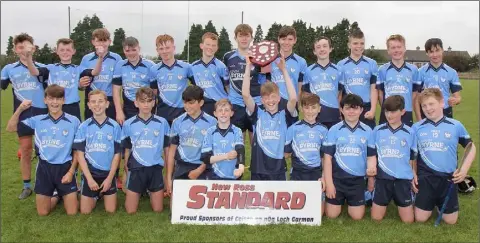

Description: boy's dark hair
[135,87,155,101]
[383,95,405,112]
[14,33,34,45]
[123,36,139,48]
[182,85,204,102]
[424,38,443,52]
[340,94,363,108]
[348,29,364,40]
[314,36,332,48]
[278,26,296,39]
[44,84,65,98]
[300,92,320,107]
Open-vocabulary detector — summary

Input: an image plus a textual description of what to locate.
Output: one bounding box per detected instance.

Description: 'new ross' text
[186,183,307,210]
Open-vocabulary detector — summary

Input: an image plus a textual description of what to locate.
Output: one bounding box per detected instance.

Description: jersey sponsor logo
[419,140,448,152]
[197,79,215,88]
[13,81,39,91]
[136,139,156,148]
[41,138,64,148]
[260,130,281,140]
[86,142,108,152]
[53,79,75,88]
[160,83,179,92]
[385,85,408,94]
[348,77,365,86]
[299,142,320,152]
[312,83,334,92]
[337,144,361,156]
[94,74,110,82]
[379,147,404,158]
[181,137,202,148]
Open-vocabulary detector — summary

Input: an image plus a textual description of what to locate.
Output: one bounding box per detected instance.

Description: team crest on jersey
[178,75,183,80]
[62,129,69,136]
[140,74,146,79]
[153,130,160,137]
[107,133,113,140]
[364,69,369,74]
[290,68,295,73]
[212,73,216,78]
[444,132,451,139]
[360,137,366,144]
[201,129,207,135]
[331,75,336,80]
[401,139,407,147]
[319,134,324,140]
[405,77,410,83]
[441,77,446,82]
[110,66,114,72]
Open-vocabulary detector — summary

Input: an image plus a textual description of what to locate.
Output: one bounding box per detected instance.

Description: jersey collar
[15,61,40,68]
[300,119,322,128]
[426,63,447,72]
[385,122,409,134]
[158,59,182,70]
[89,117,111,128]
[196,58,216,68]
[215,124,233,137]
[42,112,67,124]
[89,51,116,61]
[183,111,208,123]
[387,61,411,72]
[123,59,147,70]
[311,62,336,71]
[345,56,368,65]
[422,115,453,127]
[340,120,365,132]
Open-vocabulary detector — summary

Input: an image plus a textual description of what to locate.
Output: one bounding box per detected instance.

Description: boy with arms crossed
[201,99,245,180]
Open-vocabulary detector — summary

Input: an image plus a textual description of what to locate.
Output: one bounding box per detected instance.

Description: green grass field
[1,80,479,242]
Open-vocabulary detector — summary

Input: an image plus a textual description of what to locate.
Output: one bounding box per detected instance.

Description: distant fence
[459,71,479,80]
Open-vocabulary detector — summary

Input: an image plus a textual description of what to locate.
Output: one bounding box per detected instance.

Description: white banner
[171,180,322,226]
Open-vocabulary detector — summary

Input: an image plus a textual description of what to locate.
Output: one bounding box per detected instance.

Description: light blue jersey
[373,123,416,180]
[20,113,80,164]
[323,121,376,178]
[121,115,171,169]
[38,63,81,105]
[1,61,47,108]
[412,116,471,177]
[201,124,244,179]
[377,62,422,112]
[190,58,229,103]
[73,117,122,177]
[268,53,307,99]
[170,112,217,164]
[285,120,329,171]
[418,63,462,109]
[149,60,192,109]
[337,56,378,104]
[79,51,123,97]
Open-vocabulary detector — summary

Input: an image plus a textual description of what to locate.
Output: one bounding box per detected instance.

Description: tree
[364,49,387,63]
[217,27,232,60]
[70,14,104,64]
[204,20,218,36]
[444,53,471,72]
[265,22,283,45]
[254,24,264,43]
[469,53,479,70]
[329,18,351,63]
[111,28,126,59]
[179,23,204,62]
[6,36,14,57]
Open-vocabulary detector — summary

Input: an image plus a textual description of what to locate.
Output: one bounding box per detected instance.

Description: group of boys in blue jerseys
[2,24,475,225]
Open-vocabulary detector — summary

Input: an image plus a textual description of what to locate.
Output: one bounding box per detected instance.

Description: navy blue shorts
[326,177,365,206]
[63,102,81,121]
[379,110,413,127]
[250,172,286,181]
[415,175,459,214]
[173,161,208,180]
[290,168,322,181]
[81,175,117,198]
[156,102,184,126]
[34,159,78,197]
[17,106,48,137]
[232,104,253,132]
[316,104,341,127]
[84,96,116,121]
[373,178,413,207]
[126,165,164,194]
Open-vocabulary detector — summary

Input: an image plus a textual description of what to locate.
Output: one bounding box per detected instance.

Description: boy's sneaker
[18,188,32,200]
